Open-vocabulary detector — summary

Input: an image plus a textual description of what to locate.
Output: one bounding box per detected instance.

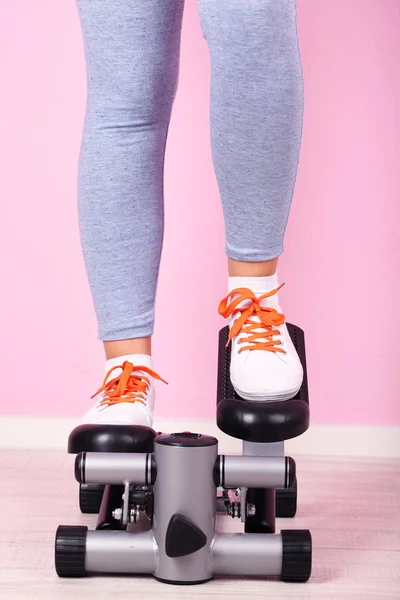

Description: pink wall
[0,0,399,425]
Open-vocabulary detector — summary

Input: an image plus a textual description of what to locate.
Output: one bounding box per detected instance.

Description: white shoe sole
[232,384,302,403]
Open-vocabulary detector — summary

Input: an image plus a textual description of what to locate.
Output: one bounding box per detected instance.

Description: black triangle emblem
[165,513,207,558]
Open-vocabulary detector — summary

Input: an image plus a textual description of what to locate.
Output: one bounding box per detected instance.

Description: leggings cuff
[98,315,154,341]
[225,243,284,263]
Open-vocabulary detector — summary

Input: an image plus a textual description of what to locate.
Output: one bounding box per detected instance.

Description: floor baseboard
[0,416,399,458]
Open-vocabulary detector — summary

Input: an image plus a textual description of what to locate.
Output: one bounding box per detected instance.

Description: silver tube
[243,440,285,457]
[222,455,287,489]
[86,530,157,574]
[153,439,218,583]
[211,532,283,576]
[82,452,149,485]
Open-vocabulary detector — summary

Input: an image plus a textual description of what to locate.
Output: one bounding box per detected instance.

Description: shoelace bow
[218,285,286,352]
[91,361,168,408]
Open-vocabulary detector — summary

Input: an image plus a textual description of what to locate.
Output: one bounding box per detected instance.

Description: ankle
[103,337,152,360]
[228,257,279,277]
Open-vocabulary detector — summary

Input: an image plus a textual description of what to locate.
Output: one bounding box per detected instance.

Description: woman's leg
[199,0,304,401]
[198,0,303,265]
[76,0,185,355]
[76,0,184,424]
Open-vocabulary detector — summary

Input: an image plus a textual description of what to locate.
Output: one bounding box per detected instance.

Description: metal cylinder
[75,452,151,485]
[211,532,283,576]
[85,530,156,574]
[220,455,292,489]
[152,433,218,584]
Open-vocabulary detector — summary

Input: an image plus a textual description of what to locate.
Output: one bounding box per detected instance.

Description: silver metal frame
[73,436,296,582]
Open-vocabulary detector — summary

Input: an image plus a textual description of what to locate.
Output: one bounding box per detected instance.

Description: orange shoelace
[218,285,286,352]
[91,361,168,408]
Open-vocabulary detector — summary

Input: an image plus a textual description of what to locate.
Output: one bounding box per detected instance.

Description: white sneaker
[218,278,303,402]
[81,355,168,427]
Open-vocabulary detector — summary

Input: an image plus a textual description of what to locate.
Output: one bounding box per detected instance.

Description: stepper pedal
[216,323,310,443]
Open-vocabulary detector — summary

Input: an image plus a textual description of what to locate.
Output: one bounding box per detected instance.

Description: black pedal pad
[68,424,157,454]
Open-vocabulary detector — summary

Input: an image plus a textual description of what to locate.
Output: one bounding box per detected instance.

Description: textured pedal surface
[68,424,157,454]
[280,529,312,582]
[216,323,310,442]
[55,525,87,578]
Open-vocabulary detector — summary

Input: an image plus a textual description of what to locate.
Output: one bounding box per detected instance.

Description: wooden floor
[1,450,399,599]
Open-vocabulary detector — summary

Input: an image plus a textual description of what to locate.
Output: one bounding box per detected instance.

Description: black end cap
[150,453,157,485]
[286,457,296,489]
[74,452,85,484]
[213,456,221,487]
[156,432,217,448]
[281,529,312,582]
[55,525,87,578]
[165,514,207,558]
[79,483,105,514]
[276,481,297,518]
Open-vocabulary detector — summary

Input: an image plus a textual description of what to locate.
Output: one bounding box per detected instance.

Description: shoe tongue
[227,276,282,342]
[234,293,280,310]
[105,354,153,382]
[229,284,281,312]
[228,274,281,312]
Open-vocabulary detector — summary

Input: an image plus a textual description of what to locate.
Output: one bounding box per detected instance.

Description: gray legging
[76,0,304,341]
